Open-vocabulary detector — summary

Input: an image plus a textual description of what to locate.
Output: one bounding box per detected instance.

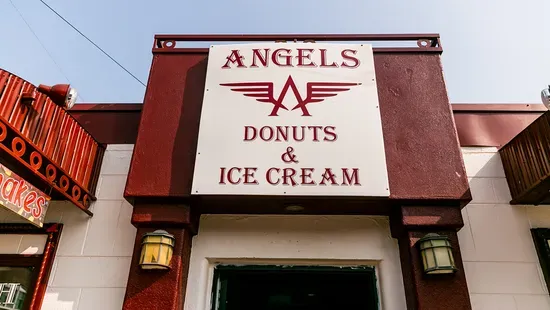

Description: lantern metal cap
[142,230,174,240]
[418,233,447,242]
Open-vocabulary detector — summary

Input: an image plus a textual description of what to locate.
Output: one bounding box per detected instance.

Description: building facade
[0,34,548,310]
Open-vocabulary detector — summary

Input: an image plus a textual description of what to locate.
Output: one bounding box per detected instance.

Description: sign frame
[192,43,389,197]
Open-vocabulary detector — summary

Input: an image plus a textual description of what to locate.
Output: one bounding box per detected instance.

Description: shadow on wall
[41,291,77,310]
[463,148,511,204]
[170,58,208,197]
[0,200,89,225]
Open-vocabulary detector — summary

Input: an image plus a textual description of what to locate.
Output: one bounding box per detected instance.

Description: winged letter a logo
[220,75,361,116]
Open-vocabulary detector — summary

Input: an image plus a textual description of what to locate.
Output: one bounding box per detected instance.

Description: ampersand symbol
[281,146,299,163]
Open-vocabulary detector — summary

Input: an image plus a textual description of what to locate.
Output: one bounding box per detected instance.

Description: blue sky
[1,0,549,104]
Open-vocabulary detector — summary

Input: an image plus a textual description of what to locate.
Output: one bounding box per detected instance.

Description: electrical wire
[39,0,147,87]
[7,0,86,101]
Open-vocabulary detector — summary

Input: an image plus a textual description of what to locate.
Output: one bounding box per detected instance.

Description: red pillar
[122,204,198,310]
[391,206,472,310]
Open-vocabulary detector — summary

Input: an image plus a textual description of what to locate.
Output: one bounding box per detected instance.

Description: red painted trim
[68,105,141,145]
[452,103,546,112]
[453,105,544,148]
[154,33,441,41]
[0,69,103,216]
[152,34,442,54]
[72,104,142,111]
[152,47,444,54]
[0,118,94,215]
[30,223,63,310]
[0,223,63,310]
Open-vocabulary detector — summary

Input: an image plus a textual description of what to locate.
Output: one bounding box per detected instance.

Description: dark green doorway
[211,265,379,310]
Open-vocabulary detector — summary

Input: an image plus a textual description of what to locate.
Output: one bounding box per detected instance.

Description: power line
[7,0,86,101]
[39,0,146,87]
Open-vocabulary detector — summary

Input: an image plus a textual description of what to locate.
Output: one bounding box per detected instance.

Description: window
[211,265,379,310]
[531,228,550,294]
[0,269,32,310]
[0,224,63,310]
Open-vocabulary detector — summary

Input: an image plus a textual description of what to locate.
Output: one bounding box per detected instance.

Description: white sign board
[192,43,389,196]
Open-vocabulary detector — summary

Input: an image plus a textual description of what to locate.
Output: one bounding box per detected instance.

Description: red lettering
[307,126,323,141]
[282,168,298,186]
[220,48,359,69]
[341,49,360,68]
[275,127,288,142]
[342,168,361,185]
[272,49,293,67]
[227,167,242,185]
[320,169,338,185]
[13,180,28,206]
[23,191,37,213]
[33,197,45,218]
[251,49,270,68]
[222,50,247,69]
[300,168,316,185]
[244,126,257,141]
[259,126,274,141]
[245,126,338,142]
[2,179,17,202]
[266,168,280,185]
[296,49,316,67]
[292,126,305,142]
[265,167,360,186]
[243,168,258,184]
[219,167,226,184]
[323,126,337,141]
[320,49,338,68]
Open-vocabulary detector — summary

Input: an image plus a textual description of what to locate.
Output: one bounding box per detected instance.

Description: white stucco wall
[0,144,136,310]
[183,214,406,310]
[460,147,550,310]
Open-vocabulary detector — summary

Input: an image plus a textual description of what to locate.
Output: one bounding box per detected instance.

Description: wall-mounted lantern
[139,230,175,270]
[417,233,457,275]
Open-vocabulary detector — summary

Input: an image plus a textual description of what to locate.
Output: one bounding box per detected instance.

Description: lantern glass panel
[159,244,173,266]
[424,248,436,269]
[421,248,428,268]
[143,243,161,264]
[434,246,451,267]
[139,246,145,264]
[449,247,456,266]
